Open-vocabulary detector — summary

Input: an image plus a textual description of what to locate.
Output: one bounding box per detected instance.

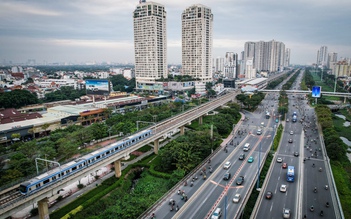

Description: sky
[0,0,350,65]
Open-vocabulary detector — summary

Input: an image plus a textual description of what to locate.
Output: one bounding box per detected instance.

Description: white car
[280,184,287,193]
[223,161,231,169]
[232,193,241,203]
[277,157,283,163]
[283,208,291,218]
[290,131,294,135]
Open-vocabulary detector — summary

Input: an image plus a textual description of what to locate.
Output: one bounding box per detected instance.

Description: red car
[282,163,287,169]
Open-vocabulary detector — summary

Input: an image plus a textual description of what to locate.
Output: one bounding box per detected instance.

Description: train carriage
[19,129,153,195]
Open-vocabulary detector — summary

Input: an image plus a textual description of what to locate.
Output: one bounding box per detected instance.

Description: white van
[243,143,250,151]
[211,208,222,219]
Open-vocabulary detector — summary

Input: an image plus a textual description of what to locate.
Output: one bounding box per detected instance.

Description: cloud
[0,0,350,64]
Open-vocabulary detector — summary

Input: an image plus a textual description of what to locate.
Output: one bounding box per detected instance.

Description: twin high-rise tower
[133,1,213,83]
[133,1,167,82]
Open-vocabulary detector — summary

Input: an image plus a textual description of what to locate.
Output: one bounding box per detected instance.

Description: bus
[287,166,295,182]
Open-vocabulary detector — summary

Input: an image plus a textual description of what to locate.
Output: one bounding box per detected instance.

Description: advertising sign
[311,86,321,98]
[86,79,110,96]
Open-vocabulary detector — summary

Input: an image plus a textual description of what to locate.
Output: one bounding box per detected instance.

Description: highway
[253,71,341,218]
[146,99,278,218]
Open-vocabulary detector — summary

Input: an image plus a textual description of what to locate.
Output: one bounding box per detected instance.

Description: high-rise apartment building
[133,1,167,82]
[285,48,291,67]
[214,57,224,73]
[317,46,328,66]
[327,52,338,69]
[182,4,213,82]
[224,52,238,78]
[244,40,287,75]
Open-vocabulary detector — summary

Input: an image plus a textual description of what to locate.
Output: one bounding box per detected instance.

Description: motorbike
[320,210,324,216]
[314,187,317,193]
[325,185,329,190]
[190,181,194,187]
[319,167,323,172]
[326,202,330,208]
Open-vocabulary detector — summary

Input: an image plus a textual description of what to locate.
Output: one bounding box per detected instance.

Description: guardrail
[138,112,245,219]
[317,123,344,219]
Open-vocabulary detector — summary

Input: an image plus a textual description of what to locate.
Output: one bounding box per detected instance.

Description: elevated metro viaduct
[0,91,239,219]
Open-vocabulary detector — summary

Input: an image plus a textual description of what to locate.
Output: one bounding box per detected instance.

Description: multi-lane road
[254,72,340,218]
[145,70,342,219]
[148,99,278,218]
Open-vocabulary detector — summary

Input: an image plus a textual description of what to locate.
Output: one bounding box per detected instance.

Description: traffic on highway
[144,69,341,219]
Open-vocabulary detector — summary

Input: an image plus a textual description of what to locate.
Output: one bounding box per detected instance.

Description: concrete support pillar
[198,116,203,125]
[180,126,185,135]
[38,197,49,219]
[114,160,122,178]
[154,139,159,154]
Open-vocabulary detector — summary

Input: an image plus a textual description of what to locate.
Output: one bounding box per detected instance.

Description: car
[277,157,283,163]
[282,162,287,169]
[232,193,241,203]
[265,191,273,199]
[239,153,245,160]
[243,143,250,151]
[211,208,222,219]
[248,156,254,163]
[256,129,262,135]
[223,161,231,169]
[283,208,291,218]
[288,139,293,143]
[280,184,287,193]
[223,172,231,180]
[275,118,279,123]
[290,131,294,135]
[294,151,299,157]
[236,176,244,185]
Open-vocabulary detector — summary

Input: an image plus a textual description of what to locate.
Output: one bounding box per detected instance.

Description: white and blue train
[19,129,153,195]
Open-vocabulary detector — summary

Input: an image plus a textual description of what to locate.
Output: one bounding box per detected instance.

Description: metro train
[19,129,153,195]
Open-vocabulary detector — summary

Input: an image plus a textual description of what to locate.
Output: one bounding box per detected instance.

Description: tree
[11,133,21,140]
[0,89,39,108]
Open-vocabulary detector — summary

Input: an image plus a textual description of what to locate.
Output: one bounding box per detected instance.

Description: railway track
[0,189,22,208]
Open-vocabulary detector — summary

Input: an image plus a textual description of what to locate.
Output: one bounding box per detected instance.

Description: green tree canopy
[0,89,39,108]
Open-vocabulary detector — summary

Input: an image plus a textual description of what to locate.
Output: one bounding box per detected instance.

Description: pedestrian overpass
[260,89,351,98]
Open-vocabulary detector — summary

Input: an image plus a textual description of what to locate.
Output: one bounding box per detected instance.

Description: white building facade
[133,1,167,82]
[182,4,213,83]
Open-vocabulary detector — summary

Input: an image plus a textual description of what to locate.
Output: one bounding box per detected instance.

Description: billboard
[86,79,110,96]
[312,86,321,98]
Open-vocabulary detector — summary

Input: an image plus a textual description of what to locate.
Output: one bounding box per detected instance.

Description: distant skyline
[0,0,350,65]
